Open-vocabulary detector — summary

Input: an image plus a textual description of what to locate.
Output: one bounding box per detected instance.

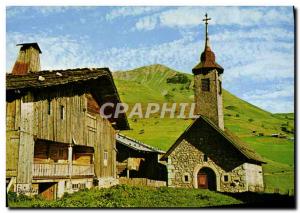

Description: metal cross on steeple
[202,13,211,48]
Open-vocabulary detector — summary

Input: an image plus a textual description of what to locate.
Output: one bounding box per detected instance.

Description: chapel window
[201,78,210,91]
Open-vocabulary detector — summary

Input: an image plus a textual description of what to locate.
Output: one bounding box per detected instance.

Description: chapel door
[198,173,208,189]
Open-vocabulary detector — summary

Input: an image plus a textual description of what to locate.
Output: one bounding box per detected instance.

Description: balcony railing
[33,163,94,178]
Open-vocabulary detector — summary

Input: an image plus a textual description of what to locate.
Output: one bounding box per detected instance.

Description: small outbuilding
[116,133,167,182]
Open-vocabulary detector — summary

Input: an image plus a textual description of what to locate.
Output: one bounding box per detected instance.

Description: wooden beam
[16,93,35,195]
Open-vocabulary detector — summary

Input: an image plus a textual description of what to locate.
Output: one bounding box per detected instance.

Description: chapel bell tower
[192,14,224,130]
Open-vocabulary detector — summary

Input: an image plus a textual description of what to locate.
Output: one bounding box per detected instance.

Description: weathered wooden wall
[17,93,35,192]
[6,87,117,182]
[92,104,116,179]
[6,99,21,177]
[34,89,87,146]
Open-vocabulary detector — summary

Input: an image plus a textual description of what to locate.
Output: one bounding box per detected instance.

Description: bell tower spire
[203,13,211,49]
[192,14,225,130]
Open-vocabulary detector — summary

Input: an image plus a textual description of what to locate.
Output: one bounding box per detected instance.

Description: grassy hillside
[8,185,242,208]
[113,64,295,192]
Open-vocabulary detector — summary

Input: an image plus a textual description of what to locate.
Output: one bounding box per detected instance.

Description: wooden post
[67,144,73,191]
[127,169,130,178]
[16,93,35,195]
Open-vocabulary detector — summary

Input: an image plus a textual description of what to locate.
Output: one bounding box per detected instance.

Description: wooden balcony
[33,163,94,178]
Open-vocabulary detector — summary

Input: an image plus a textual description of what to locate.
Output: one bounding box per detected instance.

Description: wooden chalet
[6,43,129,200]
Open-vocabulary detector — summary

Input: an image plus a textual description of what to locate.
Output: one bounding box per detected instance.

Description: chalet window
[47,100,51,115]
[224,175,229,182]
[72,183,85,189]
[219,80,222,94]
[103,151,108,167]
[203,154,208,162]
[201,78,210,91]
[60,105,65,120]
[72,184,78,189]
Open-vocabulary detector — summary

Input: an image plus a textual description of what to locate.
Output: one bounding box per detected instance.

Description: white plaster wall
[57,180,66,198]
[244,163,264,191]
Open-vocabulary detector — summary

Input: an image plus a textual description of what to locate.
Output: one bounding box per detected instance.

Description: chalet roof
[116,133,165,154]
[161,115,265,163]
[6,68,130,130]
[7,68,110,90]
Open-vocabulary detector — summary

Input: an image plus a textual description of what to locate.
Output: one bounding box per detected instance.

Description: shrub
[7,192,18,202]
[225,105,238,110]
[166,73,191,84]
[248,118,254,122]
[164,93,174,101]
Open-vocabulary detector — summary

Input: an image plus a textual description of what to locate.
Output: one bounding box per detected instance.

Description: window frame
[47,99,51,115]
[103,150,108,167]
[201,78,210,92]
[219,80,222,94]
[60,105,65,120]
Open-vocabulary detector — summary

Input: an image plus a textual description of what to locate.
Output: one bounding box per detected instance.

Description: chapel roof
[192,14,224,75]
[161,115,265,164]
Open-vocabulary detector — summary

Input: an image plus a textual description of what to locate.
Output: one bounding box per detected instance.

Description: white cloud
[105,7,163,21]
[135,15,158,31]
[6,6,294,113]
[211,27,293,42]
[6,32,96,72]
[133,6,293,31]
[242,85,294,101]
[252,99,293,113]
[6,6,95,18]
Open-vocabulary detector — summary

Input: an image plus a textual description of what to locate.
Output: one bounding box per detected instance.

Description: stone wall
[166,120,264,192]
[97,177,119,188]
[194,69,224,130]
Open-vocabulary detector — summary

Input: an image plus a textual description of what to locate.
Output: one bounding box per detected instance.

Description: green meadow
[8,185,242,208]
[113,64,295,192]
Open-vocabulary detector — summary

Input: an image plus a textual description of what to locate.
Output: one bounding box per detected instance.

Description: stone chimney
[12,43,42,75]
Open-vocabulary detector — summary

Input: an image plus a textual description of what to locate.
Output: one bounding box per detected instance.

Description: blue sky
[6,6,294,113]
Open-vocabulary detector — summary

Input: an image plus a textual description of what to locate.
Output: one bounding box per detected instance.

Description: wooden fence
[262,186,294,196]
[33,163,94,177]
[119,177,166,187]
